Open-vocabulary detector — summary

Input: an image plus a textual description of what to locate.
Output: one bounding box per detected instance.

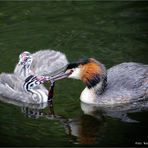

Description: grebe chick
[0,74,48,104]
[0,49,68,104]
[55,58,148,105]
[14,49,68,78]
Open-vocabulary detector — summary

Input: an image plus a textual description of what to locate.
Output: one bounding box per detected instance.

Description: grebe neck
[83,62,107,94]
[20,65,31,78]
[80,61,107,104]
[29,89,48,103]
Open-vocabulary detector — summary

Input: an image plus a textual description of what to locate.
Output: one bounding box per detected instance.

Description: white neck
[24,66,34,79]
[80,82,104,104]
[80,87,97,104]
[14,64,32,79]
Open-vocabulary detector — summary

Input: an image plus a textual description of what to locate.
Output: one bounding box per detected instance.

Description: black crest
[66,57,90,70]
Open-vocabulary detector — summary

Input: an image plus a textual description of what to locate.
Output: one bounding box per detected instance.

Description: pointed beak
[18,60,23,65]
[19,56,29,65]
[35,76,47,83]
[23,70,73,91]
[18,58,26,65]
[50,70,73,81]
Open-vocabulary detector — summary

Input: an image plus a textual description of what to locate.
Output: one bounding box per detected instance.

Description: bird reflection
[68,114,105,145]
[0,95,48,119]
[81,100,148,123]
[1,96,148,145]
[66,100,148,144]
[0,96,106,145]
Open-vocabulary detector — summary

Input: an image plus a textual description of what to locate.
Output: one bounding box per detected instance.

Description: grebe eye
[30,84,34,87]
[24,58,27,61]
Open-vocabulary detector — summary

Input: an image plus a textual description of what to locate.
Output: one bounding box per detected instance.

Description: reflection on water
[68,113,105,145]
[81,101,148,123]
[0,1,148,147]
[0,96,106,145]
[1,96,148,146]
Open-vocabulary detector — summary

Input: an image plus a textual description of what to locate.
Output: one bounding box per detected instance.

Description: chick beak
[50,69,73,81]
[35,76,47,83]
[18,60,23,65]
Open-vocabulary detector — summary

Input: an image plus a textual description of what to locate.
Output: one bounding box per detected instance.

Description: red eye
[22,57,27,62]
[70,69,74,74]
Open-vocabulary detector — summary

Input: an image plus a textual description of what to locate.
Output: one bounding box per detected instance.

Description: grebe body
[63,58,148,105]
[14,49,68,78]
[79,62,148,105]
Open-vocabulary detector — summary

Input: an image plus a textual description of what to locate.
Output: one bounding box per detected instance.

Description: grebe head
[23,75,48,103]
[19,51,32,67]
[23,75,46,93]
[65,58,107,90]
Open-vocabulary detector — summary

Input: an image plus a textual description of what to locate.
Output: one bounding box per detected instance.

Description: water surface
[0,1,148,147]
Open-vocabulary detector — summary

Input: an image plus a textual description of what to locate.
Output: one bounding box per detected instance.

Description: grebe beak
[24,70,73,92]
[35,76,48,83]
[18,60,24,65]
[49,70,73,81]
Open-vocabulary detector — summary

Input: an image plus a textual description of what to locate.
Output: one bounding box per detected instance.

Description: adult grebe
[26,58,148,105]
[64,58,148,105]
[14,49,68,78]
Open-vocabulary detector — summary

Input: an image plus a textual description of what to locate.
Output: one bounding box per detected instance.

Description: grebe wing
[0,73,48,104]
[31,49,68,76]
[106,62,148,101]
[107,62,148,88]
[0,73,27,101]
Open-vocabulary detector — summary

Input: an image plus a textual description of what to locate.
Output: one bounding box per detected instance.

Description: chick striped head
[19,51,32,67]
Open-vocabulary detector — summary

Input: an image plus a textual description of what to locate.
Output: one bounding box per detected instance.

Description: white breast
[80,87,97,104]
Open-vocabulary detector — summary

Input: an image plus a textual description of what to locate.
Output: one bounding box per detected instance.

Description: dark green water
[0,1,148,147]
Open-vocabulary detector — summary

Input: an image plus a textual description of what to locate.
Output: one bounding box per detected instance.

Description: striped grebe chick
[0,49,68,104]
[14,49,68,78]
[0,74,48,104]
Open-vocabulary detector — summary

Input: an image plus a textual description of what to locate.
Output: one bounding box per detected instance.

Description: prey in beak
[23,69,73,102]
[49,69,73,81]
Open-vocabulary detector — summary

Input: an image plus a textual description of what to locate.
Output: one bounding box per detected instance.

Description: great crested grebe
[14,49,68,78]
[24,58,148,105]
[65,58,148,104]
[0,49,68,104]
